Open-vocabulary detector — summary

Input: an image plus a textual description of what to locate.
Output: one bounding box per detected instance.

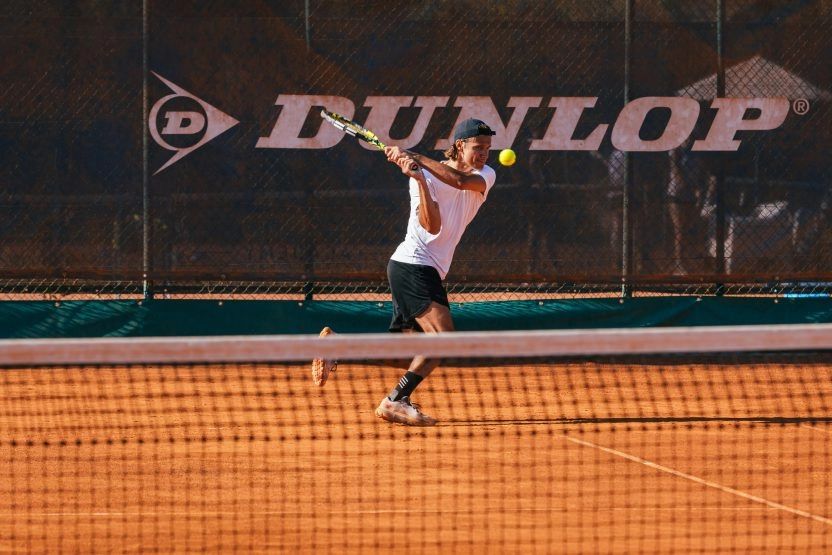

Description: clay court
[1,355,829,553]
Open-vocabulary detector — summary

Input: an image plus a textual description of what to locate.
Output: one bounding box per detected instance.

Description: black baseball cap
[453,118,496,141]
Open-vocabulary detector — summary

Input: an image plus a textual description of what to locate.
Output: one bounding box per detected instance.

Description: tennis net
[0,324,830,553]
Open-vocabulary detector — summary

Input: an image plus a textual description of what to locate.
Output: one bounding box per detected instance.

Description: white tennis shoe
[311,326,337,386]
[375,396,437,426]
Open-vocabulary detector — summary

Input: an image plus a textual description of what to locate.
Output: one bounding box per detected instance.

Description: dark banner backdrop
[1,1,830,298]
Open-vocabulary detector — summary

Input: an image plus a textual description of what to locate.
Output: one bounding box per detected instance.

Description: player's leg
[311,326,338,386]
[387,299,452,385]
[376,261,448,425]
[375,301,452,424]
[403,300,454,378]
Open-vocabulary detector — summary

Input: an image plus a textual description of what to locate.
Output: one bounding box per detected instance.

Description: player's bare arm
[414,173,441,234]
[409,153,487,193]
[385,147,441,233]
[385,145,487,194]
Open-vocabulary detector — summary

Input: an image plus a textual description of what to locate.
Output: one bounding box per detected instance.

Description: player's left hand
[397,155,421,176]
[385,146,420,175]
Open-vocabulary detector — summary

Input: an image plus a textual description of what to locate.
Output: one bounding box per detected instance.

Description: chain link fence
[1,0,830,300]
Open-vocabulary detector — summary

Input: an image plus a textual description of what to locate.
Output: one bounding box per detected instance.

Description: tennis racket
[320,109,419,170]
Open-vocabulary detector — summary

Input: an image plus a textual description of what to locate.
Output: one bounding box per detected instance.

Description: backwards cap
[453,118,496,141]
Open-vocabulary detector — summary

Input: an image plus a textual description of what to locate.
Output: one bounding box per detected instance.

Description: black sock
[388,371,424,402]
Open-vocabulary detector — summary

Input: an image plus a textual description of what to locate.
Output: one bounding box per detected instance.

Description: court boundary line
[802,424,832,435]
[564,434,832,527]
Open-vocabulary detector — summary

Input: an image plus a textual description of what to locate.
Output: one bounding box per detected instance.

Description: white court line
[564,435,832,527]
[802,424,832,435]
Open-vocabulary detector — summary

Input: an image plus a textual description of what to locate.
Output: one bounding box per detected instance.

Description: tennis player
[312,118,497,426]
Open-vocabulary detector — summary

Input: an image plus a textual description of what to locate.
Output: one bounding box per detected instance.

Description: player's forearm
[410,153,485,193]
[416,178,441,234]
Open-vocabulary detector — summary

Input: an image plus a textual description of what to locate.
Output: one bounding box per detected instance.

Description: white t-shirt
[390,164,497,279]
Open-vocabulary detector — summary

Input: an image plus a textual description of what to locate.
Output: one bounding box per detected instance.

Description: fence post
[142,0,154,300]
[714,0,727,295]
[621,0,634,298]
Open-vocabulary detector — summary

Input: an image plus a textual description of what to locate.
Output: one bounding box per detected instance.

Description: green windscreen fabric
[0,298,829,338]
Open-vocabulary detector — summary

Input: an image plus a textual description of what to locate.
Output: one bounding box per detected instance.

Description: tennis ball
[498,148,516,166]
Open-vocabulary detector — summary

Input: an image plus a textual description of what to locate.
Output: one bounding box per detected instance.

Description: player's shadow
[446,416,832,426]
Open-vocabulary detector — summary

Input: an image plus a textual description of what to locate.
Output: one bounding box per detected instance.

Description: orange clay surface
[0,360,830,553]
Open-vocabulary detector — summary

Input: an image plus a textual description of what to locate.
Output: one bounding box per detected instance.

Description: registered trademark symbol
[792,98,810,115]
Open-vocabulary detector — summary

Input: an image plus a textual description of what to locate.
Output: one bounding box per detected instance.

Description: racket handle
[406,154,419,172]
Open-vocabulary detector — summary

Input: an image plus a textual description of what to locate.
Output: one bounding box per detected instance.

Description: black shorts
[387,259,449,332]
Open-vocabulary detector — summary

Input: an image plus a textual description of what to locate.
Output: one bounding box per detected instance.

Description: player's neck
[447,159,474,173]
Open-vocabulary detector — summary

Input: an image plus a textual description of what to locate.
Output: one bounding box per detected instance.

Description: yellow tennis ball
[498,148,516,166]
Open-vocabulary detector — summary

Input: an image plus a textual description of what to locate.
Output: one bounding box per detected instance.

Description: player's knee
[417,306,454,333]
